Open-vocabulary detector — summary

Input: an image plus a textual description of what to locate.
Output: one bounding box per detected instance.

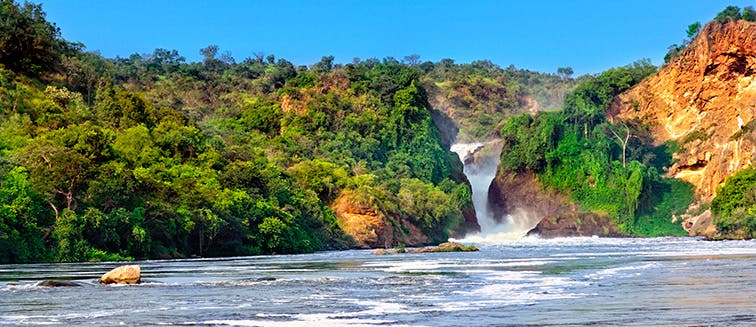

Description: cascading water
[451,141,535,242]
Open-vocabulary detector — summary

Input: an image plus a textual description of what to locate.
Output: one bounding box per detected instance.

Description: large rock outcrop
[610,19,756,235]
[528,213,627,238]
[488,170,624,237]
[332,193,429,248]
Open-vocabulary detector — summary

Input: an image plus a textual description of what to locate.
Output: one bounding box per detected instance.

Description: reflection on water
[0,237,754,326]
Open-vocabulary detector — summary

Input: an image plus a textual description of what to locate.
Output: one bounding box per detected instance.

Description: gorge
[1,2,755,325]
[451,140,544,242]
[0,2,755,265]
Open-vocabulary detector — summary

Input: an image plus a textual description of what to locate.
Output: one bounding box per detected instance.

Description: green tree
[0,167,46,263]
[287,159,348,203]
[686,22,701,38]
[557,67,574,79]
[743,6,756,22]
[51,209,88,262]
[312,55,335,74]
[711,166,756,239]
[94,88,157,129]
[563,60,656,136]
[397,178,463,242]
[20,139,91,220]
[0,0,66,75]
[715,6,741,22]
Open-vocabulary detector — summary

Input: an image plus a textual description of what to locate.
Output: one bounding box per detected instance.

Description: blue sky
[36,0,756,75]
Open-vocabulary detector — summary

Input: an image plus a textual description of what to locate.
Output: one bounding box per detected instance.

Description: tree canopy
[0,0,483,262]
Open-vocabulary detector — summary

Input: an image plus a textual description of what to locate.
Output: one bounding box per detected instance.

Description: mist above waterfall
[451,141,535,243]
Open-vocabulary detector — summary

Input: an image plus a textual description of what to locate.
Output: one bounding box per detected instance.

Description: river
[1,237,754,326]
[2,143,755,326]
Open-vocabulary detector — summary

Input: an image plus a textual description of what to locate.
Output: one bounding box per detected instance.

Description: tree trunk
[42,200,60,242]
[610,125,631,168]
[48,200,60,221]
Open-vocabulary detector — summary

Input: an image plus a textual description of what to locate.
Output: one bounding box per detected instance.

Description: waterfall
[451,141,533,242]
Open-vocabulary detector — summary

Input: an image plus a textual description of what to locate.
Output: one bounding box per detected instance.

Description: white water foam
[584,262,658,280]
[2,309,124,323]
[453,272,591,307]
[199,300,423,327]
[199,318,408,327]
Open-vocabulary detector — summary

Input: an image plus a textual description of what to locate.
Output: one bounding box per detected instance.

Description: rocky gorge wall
[610,19,756,235]
[488,169,626,238]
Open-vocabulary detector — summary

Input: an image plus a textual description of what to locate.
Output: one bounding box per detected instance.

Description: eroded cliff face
[332,192,429,248]
[610,20,756,235]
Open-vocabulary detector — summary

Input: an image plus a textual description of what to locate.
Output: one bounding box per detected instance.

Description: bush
[711,166,756,239]
[715,6,742,23]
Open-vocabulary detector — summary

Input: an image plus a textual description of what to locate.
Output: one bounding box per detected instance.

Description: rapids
[1,237,754,326]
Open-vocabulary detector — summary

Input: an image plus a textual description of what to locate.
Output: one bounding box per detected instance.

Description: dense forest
[0,0,476,262]
[2,1,753,263]
[0,0,582,263]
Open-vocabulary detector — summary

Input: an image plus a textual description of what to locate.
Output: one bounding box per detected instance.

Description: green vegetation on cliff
[666,6,756,63]
[0,1,471,262]
[715,5,756,23]
[499,60,691,236]
[711,166,756,239]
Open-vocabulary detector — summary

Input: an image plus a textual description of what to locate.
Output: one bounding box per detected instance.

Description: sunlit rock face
[611,19,756,235]
[331,192,429,249]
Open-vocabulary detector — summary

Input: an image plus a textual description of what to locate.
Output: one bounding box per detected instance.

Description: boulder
[372,248,389,255]
[36,280,82,287]
[436,242,479,252]
[99,265,141,285]
[254,277,277,282]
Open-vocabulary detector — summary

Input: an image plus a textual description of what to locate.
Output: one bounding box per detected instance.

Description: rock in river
[35,280,82,287]
[99,265,141,285]
[373,242,479,255]
[408,242,479,253]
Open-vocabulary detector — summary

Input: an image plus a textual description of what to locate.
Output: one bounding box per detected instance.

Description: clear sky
[34,0,756,75]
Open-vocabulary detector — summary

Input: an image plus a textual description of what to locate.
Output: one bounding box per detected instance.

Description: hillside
[611,18,756,237]
[3,2,754,264]
[490,9,756,240]
[0,0,593,263]
[0,1,479,262]
[421,61,580,142]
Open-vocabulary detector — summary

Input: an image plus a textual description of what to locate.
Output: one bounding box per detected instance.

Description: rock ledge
[372,242,479,255]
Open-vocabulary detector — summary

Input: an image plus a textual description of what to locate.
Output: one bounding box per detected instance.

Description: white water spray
[451,141,536,243]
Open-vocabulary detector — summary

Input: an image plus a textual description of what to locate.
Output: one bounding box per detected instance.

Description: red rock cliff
[610,19,756,235]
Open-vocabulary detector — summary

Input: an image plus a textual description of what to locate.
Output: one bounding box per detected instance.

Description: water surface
[1,237,754,326]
